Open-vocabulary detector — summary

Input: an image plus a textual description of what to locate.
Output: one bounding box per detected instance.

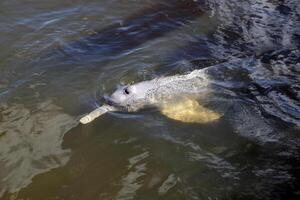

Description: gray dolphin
[80,68,222,124]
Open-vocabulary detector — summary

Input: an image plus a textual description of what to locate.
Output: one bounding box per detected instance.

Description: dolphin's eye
[124,87,130,95]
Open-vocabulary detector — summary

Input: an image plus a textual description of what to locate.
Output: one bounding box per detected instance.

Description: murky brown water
[0,0,300,199]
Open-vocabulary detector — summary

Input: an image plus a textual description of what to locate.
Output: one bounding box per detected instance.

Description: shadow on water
[40,0,206,64]
[58,1,205,60]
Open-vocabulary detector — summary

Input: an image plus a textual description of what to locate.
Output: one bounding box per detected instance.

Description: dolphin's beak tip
[80,116,91,124]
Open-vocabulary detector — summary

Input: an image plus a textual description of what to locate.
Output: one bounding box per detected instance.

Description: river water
[0,0,299,199]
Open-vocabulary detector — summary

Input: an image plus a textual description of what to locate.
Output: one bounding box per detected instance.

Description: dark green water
[0,0,299,199]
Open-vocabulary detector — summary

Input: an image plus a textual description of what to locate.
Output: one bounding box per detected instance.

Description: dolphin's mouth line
[80,100,137,124]
[105,99,127,111]
[103,95,132,112]
[102,95,115,106]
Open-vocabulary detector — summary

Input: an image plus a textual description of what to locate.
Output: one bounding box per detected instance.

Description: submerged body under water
[0,0,299,199]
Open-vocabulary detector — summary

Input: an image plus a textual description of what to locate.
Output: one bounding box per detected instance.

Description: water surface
[0,0,299,199]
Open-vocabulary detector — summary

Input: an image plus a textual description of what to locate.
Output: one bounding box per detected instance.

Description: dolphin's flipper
[160,98,221,123]
[80,105,116,124]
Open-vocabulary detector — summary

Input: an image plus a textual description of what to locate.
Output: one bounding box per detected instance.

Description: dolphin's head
[104,81,155,112]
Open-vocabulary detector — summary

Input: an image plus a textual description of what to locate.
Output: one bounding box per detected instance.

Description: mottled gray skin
[105,69,210,112]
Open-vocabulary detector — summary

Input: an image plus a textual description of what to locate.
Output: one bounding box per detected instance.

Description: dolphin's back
[146,69,210,101]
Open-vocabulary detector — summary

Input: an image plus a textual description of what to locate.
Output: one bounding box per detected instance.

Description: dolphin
[80,68,221,124]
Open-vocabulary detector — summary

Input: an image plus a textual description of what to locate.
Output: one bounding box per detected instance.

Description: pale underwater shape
[160,98,221,123]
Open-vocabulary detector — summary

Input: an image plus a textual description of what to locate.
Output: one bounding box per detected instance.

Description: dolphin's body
[106,69,210,111]
[80,68,222,124]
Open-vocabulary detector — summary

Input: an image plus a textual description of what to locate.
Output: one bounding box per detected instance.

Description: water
[0,0,299,199]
